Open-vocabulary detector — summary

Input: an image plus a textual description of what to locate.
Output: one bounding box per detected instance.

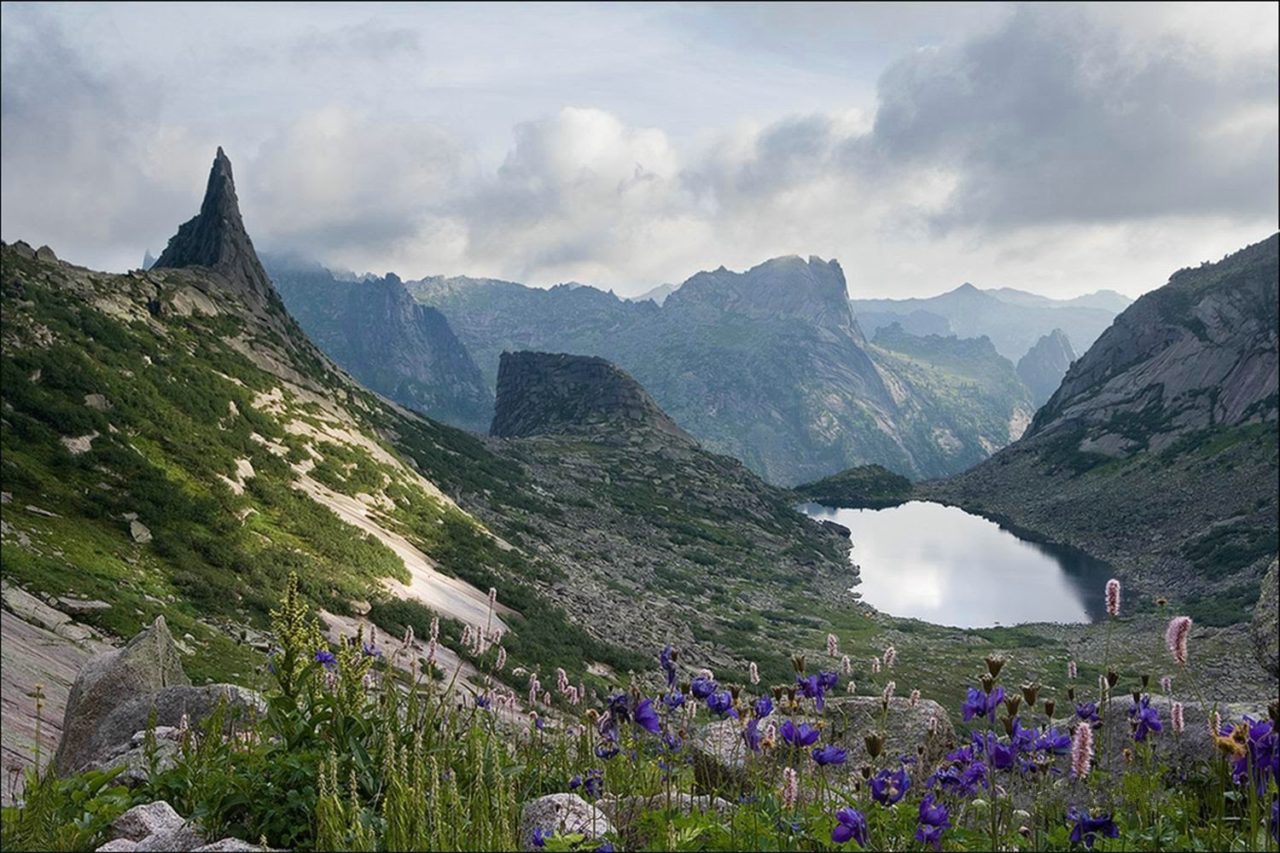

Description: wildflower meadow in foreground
[2,573,1277,852]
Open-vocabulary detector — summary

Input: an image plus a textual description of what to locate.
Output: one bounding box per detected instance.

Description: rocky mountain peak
[1016,328,1077,407]
[666,254,859,336]
[153,148,272,301]
[490,351,691,442]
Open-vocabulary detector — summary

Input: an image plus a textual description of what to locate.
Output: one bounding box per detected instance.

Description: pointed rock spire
[153,147,272,299]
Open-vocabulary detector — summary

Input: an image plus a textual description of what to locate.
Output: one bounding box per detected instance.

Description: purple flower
[361,642,381,658]
[780,719,820,748]
[314,649,336,670]
[869,766,910,805]
[474,693,491,709]
[831,807,868,846]
[812,744,848,766]
[1067,808,1119,850]
[594,740,620,760]
[754,696,774,718]
[659,645,677,687]
[743,718,762,753]
[962,686,1004,721]
[531,827,552,847]
[690,675,717,700]
[594,844,615,853]
[1075,702,1101,726]
[978,732,1016,771]
[1036,727,1072,755]
[1128,695,1163,742]
[607,693,632,726]
[817,670,840,691]
[707,690,737,718]
[569,768,603,799]
[664,691,685,709]
[798,672,838,711]
[633,698,661,734]
[1222,716,1278,795]
[662,732,683,752]
[914,795,951,851]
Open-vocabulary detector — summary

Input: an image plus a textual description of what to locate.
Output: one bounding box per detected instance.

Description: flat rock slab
[518,793,615,852]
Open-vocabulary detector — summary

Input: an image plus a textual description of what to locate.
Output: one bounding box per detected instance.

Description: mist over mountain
[851,283,1127,363]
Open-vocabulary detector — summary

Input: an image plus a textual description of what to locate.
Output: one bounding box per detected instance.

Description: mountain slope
[852,283,1124,363]
[266,256,493,432]
[927,234,1279,623]
[409,258,1033,483]
[1017,329,1076,407]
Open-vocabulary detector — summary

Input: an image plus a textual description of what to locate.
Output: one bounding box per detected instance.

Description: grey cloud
[869,5,1279,228]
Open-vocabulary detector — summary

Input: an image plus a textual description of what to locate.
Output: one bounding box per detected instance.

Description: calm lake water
[800,500,1114,628]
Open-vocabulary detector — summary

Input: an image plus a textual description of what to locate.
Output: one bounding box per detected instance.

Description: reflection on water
[800,500,1113,629]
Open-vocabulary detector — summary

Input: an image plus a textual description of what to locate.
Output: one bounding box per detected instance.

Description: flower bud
[864,733,884,759]
[1044,699,1056,718]
[985,656,1006,678]
[1004,695,1022,716]
[1021,683,1039,706]
[1106,670,1119,688]
[980,673,995,694]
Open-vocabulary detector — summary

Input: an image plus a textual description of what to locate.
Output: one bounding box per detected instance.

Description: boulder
[110,801,184,843]
[1089,696,1271,772]
[823,697,958,771]
[193,840,271,852]
[55,617,189,774]
[134,823,206,852]
[1252,559,1278,679]
[96,840,139,852]
[518,793,615,852]
[129,520,153,544]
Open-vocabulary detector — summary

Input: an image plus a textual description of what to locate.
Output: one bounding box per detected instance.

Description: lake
[799,500,1114,628]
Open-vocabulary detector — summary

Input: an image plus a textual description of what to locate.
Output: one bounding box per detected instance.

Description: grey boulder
[518,793,614,852]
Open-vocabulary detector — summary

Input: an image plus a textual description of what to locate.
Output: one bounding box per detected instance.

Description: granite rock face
[1017,328,1076,407]
[54,616,189,775]
[491,351,691,442]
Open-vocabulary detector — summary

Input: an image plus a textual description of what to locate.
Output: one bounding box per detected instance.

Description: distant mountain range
[851,283,1129,363]
[928,234,1279,623]
[403,256,1046,483]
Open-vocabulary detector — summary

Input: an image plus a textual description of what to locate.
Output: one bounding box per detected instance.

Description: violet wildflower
[474,693,491,710]
[659,645,678,687]
[569,768,603,799]
[754,696,774,718]
[663,691,685,710]
[634,698,661,734]
[831,807,868,846]
[962,685,1005,722]
[594,740,620,761]
[1221,716,1278,795]
[1067,808,1119,850]
[780,719,820,748]
[707,690,737,718]
[915,794,951,851]
[314,649,336,670]
[818,670,840,691]
[1165,616,1192,666]
[1075,701,1101,726]
[531,827,552,848]
[869,765,910,805]
[1105,578,1121,617]
[743,718,762,753]
[1128,694,1163,741]
[690,675,717,700]
[812,744,848,766]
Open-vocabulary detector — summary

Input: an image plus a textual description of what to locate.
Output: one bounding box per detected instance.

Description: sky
[1,1,1276,299]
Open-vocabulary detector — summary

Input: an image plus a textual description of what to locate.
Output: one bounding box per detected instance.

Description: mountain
[851,283,1125,363]
[266,256,493,432]
[2,150,863,767]
[984,287,1133,314]
[141,250,156,270]
[629,282,679,305]
[1016,329,1076,407]
[409,257,1034,484]
[927,234,1279,624]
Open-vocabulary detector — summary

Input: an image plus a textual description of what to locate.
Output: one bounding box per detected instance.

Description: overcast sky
[2,2,1276,298]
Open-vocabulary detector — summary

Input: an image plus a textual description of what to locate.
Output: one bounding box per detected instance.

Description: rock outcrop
[1017,328,1076,407]
[491,352,691,442]
[153,148,273,303]
[101,800,274,852]
[1253,559,1279,678]
[518,793,615,852]
[55,617,264,777]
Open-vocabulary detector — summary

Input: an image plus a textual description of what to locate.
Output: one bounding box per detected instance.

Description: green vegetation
[791,464,914,509]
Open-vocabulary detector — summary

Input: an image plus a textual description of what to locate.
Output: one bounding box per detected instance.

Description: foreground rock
[56,617,264,778]
[1252,559,1278,679]
[518,793,615,852]
[99,800,274,852]
[1089,696,1272,772]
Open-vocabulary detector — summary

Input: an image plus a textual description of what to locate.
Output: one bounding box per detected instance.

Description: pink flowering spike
[841,654,851,676]
[881,681,896,703]
[883,646,897,669]
[1171,701,1185,733]
[871,657,881,674]
[749,662,760,685]
[846,680,857,694]
[909,689,921,707]
[1105,579,1121,617]
[1165,616,1192,666]
[1067,660,1078,680]
[495,647,507,671]
[827,633,839,657]
[1208,710,1221,739]
[1160,675,1172,694]
[1071,721,1094,778]
[927,713,938,734]
[781,767,799,810]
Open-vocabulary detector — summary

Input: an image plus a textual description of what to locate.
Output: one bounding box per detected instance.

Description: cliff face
[490,352,690,442]
[1017,329,1076,407]
[269,259,493,432]
[1029,234,1279,453]
[929,234,1280,623]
